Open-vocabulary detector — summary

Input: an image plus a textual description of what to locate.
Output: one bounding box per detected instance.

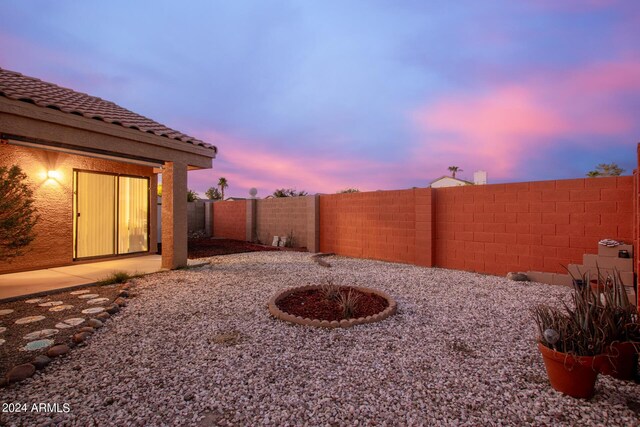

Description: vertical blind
[75,172,149,258]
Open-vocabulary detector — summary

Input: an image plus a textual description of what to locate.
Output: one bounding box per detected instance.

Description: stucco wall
[256,197,308,247]
[0,144,155,274]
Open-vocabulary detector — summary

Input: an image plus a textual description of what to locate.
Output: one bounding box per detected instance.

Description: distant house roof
[429,176,474,186]
[0,68,216,153]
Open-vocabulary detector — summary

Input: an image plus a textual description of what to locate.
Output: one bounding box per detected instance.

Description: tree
[0,165,39,261]
[205,187,222,200]
[218,177,228,200]
[187,189,198,202]
[273,188,308,197]
[586,163,624,177]
[448,166,463,178]
[338,188,360,194]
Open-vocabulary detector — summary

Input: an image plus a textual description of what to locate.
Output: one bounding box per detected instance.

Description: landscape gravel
[1,251,639,426]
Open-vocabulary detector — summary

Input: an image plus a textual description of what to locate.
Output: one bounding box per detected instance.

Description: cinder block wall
[256,197,308,247]
[435,177,633,275]
[320,189,423,264]
[212,200,246,240]
[187,200,206,233]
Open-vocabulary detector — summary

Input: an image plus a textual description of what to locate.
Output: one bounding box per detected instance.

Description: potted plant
[597,270,639,381]
[533,284,607,399]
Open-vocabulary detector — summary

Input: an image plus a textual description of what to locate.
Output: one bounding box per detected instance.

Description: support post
[161,161,188,269]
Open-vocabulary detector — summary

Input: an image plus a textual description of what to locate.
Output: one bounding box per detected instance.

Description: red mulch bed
[188,238,284,258]
[276,287,389,321]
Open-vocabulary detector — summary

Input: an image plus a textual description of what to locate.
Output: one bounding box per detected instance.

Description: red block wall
[319,189,423,264]
[212,201,246,241]
[435,177,633,275]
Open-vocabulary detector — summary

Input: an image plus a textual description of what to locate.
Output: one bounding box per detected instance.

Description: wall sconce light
[47,170,60,180]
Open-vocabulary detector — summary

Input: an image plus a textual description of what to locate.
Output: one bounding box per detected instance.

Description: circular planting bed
[268,285,397,328]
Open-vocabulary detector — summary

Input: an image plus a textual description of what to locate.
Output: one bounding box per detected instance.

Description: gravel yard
[1,252,639,426]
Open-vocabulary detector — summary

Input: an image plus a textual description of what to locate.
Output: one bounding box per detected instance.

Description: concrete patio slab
[0,255,205,302]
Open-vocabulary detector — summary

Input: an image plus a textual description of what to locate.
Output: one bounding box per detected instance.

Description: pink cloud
[411,59,640,179]
[186,130,400,198]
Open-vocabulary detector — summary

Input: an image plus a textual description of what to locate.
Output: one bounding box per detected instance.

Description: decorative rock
[105,304,120,314]
[114,297,127,307]
[15,315,46,325]
[70,289,91,295]
[82,307,105,315]
[0,309,15,316]
[78,294,100,299]
[32,355,52,370]
[78,326,95,334]
[24,298,43,304]
[0,326,6,333]
[506,272,529,282]
[24,329,59,340]
[73,332,91,344]
[38,301,64,307]
[0,338,5,346]
[49,304,74,312]
[96,312,111,321]
[23,339,54,351]
[184,393,194,401]
[118,290,130,298]
[87,319,103,329]
[103,397,115,406]
[5,363,36,384]
[46,344,70,357]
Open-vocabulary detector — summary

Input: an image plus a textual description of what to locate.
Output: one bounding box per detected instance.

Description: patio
[1,251,638,425]
[0,255,206,302]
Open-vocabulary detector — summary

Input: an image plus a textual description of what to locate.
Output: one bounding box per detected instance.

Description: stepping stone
[0,309,14,316]
[5,363,36,383]
[25,298,43,304]
[0,339,4,346]
[82,307,105,315]
[47,344,70,357]
[87,298,109,305]
[24,329,59,340]
[15,315,46,325]
[78,294,100,299]
[55,317,85,329]
[70,289,91,295]
[0,327,6,333]
[38,301,63,307]
[49,304,74,312]
[23,339,54,351]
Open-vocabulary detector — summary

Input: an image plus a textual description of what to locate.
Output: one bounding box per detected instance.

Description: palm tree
[218,177,228,200]
[448,166,463,178]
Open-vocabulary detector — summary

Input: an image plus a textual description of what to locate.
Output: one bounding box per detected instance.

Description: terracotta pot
[599,341,639,381]
[537,342,599,399]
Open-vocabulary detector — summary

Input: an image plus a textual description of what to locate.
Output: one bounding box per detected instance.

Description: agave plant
[319,280,341,301]
[338,288,361,319]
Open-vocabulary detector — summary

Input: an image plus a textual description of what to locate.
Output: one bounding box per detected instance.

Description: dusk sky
[1,1,639,198]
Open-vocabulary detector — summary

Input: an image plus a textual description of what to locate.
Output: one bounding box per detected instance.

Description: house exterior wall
[256,197,309,247]
[0,144,156,274]
[212,200,247,241]
[431,177,470,188]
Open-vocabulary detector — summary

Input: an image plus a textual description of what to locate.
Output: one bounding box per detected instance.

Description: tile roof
[0,68,216,153]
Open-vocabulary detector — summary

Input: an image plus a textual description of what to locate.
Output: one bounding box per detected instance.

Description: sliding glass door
[74,171,149,259]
